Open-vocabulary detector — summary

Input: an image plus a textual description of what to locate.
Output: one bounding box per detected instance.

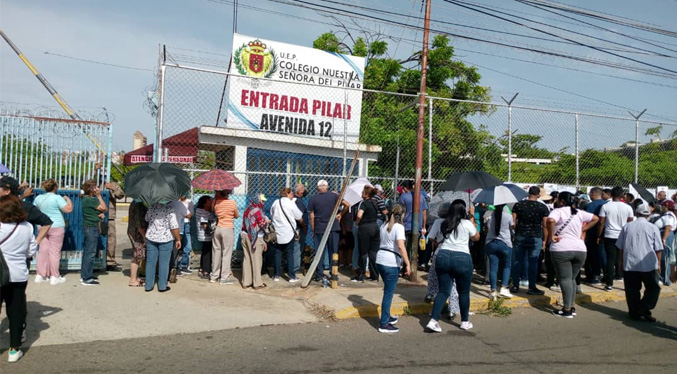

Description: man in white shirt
[597,186,634,291]
[655,200,676,286]
[270,188,304,282]
[616,203,663,322]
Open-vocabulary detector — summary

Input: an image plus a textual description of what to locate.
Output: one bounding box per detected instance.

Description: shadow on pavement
[0,301,63,352]
[579,300,677,341]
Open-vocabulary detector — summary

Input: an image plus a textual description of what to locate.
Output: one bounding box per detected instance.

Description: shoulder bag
[279,199,300,241]
[0,224,20,287]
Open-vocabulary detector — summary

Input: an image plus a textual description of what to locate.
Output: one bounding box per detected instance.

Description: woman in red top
[211,189,239,284]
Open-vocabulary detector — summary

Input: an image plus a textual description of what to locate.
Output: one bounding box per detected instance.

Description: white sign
[129,155,195,164]
[226,33,365,143]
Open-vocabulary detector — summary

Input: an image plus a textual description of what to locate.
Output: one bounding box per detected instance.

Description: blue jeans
[512,236,542,289]
[81,226,99,281]
[431,250,473,322]
[293,230,306,272]
[660,231,674,286]
[273,240,296,279]
[486,239,512,291]
[377,263,400,327]
[146,240,173,291]
[180,222,193,269]
[314,231,339,279]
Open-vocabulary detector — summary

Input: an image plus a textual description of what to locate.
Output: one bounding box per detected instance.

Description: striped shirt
[214,198,238,228]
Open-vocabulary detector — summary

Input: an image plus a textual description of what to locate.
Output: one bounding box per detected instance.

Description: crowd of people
[1,172,676,362]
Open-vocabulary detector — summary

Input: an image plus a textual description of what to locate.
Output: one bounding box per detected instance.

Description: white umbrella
[473,184,528,206]
[343,177,372,206]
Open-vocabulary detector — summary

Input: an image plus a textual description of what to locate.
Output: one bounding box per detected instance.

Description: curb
[334,288,677,320]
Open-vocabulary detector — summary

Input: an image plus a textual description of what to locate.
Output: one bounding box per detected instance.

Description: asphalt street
[2,295,676,373]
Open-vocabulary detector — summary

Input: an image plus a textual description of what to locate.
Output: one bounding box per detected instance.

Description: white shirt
[438,219,477,254]
[655,211,676,232]
[145,203,179,243]
[0,222,37,282]
[376,223,406,267]
[169,200,192,227]
[427,218,445,243]
[599,201,634,239]
[270,197,303,244]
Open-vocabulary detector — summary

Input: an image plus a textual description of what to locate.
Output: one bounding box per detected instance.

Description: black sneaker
[527,288,545,295]
[552,308,574,319]
[510,286,519,294]
[424,293,434,303]
[571,307,577,316]
[159,286,171,293]
[179,269,193,276]
[350,277,364,283]
[378,324,399,333]
[81,278,100,286]
[389,316,399,325]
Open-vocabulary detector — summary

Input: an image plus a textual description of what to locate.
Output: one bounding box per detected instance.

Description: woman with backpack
[546,192,599,318]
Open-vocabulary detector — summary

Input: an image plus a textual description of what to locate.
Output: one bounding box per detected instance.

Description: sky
[1,0,676,152]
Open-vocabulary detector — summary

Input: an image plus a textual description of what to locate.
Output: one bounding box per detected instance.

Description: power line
[43,51,154,72]
[443,0,677,75]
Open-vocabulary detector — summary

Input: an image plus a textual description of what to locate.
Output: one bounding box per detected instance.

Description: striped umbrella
[473,184,528,206]
[191,169,242,191]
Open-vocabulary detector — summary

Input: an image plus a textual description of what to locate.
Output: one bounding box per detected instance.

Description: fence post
[628,109,647,184]
[575,114,579,189]
[501,94,518,182]
[428,97,433,194]
[155,63,166,163]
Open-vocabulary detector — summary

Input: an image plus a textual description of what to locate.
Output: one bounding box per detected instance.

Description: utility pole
[411,0,432,282]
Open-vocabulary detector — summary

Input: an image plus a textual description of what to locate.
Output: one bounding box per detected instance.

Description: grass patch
[480,297,512,317]
[402,306,413,316]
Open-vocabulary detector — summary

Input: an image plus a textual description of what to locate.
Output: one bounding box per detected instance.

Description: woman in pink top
[547,192,599,318]
[211,189,239,284]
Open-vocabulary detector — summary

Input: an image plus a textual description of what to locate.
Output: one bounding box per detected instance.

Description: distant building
[133,131,147,150]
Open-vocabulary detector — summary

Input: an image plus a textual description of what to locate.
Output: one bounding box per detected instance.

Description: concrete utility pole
[411,0,432,282]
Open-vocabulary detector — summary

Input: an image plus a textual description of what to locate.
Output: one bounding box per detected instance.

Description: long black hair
[558,191,578,215]
[441,199,468,239]
[493,204,505,236]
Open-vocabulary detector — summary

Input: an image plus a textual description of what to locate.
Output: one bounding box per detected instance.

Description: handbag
[279,199,300,241]
[0,224,20,287]
[99,218,109,236]
[263,223,278,244]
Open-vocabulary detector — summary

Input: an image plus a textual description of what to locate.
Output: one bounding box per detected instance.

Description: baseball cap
[0,176,19,195]
[374,184,383,192]
[636,203,651,216]
[259,193,268,202]
[317,179,329,187]
[661,199,675,211]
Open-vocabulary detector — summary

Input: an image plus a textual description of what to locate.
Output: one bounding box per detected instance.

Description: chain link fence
[154,62,677,198]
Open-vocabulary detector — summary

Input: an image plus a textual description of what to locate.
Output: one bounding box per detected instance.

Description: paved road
[3,296,676,373]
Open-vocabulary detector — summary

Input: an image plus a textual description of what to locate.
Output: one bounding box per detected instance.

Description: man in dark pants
[615,203,663,322]
[511,186,549,295]
[308,180,346,281]
[597,186,634,291]
[584,187,606,284]
[398,180,427,261]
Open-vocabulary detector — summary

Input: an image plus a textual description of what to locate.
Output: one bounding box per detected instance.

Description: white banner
[226,33,365,143]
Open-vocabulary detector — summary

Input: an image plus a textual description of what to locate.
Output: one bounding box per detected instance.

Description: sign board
[129,155,195,164]
[226,33,365,143]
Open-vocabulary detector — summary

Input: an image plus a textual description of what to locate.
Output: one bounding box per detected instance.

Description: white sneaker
[288,278,300,283]
[576,285,582,294]
[519,280,528,287]
[426,319,442,333]
[499,287,513,298]
[273,276,280,282]
[490,291,498,300]
[8,349,23,363]
[460,321,474,330]
[549,285,561,292]
[34,275,48,283]
[50,276,67,285]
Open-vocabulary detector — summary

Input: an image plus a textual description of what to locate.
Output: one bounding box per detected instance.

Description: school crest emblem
[234,39,278,78]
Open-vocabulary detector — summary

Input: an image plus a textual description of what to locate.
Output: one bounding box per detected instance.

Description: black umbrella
[439,171,503,192]
[630,183,656,204]
[123,163,191,205]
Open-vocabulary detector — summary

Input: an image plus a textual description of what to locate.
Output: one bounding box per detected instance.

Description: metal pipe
[628,109,647,184]
[575,114,580,188]
[501,93,519,183]
[428,97,433,194]
[156,64,166,162]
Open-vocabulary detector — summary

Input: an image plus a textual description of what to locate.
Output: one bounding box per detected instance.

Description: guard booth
[0,109,113,271]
